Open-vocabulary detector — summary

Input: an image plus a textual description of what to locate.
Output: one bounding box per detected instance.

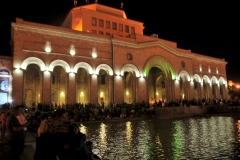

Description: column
[67,73,76,104]
[137,76,147,102]
[114,75,123,104]
[42,71,51,103]
[12,68,24,105]
[90,74,98,105]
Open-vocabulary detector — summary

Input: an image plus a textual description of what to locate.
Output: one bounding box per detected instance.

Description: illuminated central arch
[73,62,93,74]
[143,56,176,79]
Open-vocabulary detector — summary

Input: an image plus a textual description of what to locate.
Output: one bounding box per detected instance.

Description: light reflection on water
[79,115,240,160]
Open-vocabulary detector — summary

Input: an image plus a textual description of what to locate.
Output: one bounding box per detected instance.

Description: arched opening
[203,79,210,99]
[0,69,10,105]
[124,72,136,104]
[193,78,201,99]
[51,66,67,107]
[24,64,41,107]
[219,79,225,99]
[211,79,217,99]
[179,76,188,100]
[98,70,109,108]
[148,67,166,104]
[76,68,89,106]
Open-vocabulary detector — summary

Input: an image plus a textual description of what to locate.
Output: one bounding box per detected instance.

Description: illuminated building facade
[0,3,228,107]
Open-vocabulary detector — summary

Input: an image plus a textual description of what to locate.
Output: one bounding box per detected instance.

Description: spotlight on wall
[70,44,75,56]
[45,41,51,53]
[92,47,97,59]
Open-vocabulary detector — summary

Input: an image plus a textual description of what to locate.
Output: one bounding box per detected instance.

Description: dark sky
[1,0,240,81]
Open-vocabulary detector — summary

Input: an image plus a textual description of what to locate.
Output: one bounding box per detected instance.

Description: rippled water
[79,114,240,160]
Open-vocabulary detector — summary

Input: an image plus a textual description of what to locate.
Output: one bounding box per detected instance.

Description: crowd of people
[0,105,101,160]
[0,97,238,159]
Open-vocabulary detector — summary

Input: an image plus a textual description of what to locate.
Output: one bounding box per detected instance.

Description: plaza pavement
[0,131,36,160]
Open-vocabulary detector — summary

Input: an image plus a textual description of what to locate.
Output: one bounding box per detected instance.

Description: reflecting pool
[79,114,240,160]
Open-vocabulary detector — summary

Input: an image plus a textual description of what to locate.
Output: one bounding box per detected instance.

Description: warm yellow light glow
[92,47,97,59]
[156,92,159,96]
[81,92,84,96]
[61,91,64,95]
[100,92,103,98]
[45,41,51,53]
[126,91,129,95]
[199,64,202,72]
[237,85,240,88]
[70,44,75,56]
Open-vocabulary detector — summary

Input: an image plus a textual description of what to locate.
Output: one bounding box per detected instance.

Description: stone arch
[211,76,218,84]
[202,75,210,83]
[49,60,71,73]
[95,64,113,76]
[193,74,202,83]
[73,62,93,74]
[202,75,210,99]
[143,55,176,80]
[120,64,140,77]
[219,77,226,84]
[21,57,46,71]
[178,70,190,81]
[178,70,190,100]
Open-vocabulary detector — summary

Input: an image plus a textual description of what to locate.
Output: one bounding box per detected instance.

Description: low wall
[155,105,211,119]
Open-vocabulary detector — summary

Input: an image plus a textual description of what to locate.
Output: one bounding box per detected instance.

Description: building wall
[8,4,228,107]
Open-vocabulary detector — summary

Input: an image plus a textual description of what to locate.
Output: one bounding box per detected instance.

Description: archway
[51,66,67,107]
[98,70,109,107]
[24,64,41,107]
[203,75,210,99]
[0,69,10,105]
[148,67,166,104]
[124,72,136,104]
[193,74,201,99]
[76,68,90,105]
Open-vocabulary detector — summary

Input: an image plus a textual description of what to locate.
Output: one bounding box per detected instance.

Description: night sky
[1,0,240,81]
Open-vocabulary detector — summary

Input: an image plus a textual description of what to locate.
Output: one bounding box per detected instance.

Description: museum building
[0,3,228,107]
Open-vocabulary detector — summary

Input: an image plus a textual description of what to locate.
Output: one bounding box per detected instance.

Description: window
[125,25,129,33]
[106,32,110,36]
[112,22,117,30]
[106,21,110,29]
[131,26,135,34]
[99,31,104,35]
[119,24,123,32]
[92,17,97,26]
[99,19,104,27]
[92,30,96,34]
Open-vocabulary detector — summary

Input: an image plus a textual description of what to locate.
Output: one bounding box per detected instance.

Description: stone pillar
[12,68,24,105]
[209,83,213,99]
[137,77,147,103]
[114,75,124,104]
[189,81,194,100]
[174,79,181,100]
[90,74,98,106]
[200,82,204,99]
[42,71,51,104]
[67,73,76,104]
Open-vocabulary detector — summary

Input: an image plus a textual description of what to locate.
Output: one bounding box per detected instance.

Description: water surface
[79,114,240,160]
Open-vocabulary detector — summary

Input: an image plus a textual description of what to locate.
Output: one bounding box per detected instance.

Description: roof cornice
[12,22,227,65]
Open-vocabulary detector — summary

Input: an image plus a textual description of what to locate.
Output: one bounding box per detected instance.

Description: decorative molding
[12,23,227,65]
[12,23,109,44]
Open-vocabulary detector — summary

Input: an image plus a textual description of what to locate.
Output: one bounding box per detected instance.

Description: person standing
[6,105,30,160]
[0,109,8,143]
[16,105,28,147]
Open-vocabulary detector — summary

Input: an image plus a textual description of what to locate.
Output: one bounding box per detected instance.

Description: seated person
[86,141,101,160]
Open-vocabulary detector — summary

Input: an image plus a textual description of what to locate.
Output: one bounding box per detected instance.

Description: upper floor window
[92,30,96,34]
[131,26,135,34]
[106,21,110,29]
[119,24,123,32]
[112,22,117,30]
[106,32,110,36]
[92,17,97,26]
[99,19,104,27]
[99,31,104,35]
[125,25,129,33]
